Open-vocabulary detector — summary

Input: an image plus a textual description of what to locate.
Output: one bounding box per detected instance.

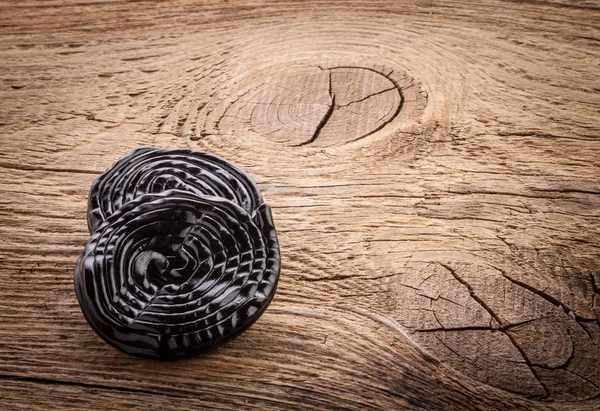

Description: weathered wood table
[1,1,599,409]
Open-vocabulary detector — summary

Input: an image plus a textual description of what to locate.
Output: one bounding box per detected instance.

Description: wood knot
[201,64,425,148]
[261,66,402,146]
[393,257,600,401]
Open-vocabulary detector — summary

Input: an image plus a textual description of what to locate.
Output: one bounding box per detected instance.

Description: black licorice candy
[75,148,280,359]
[87,146,263,233]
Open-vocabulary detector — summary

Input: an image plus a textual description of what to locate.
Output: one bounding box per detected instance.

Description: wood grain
[0,0,599,409]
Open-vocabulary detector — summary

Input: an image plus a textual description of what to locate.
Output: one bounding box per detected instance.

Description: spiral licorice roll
[75,190,280,359]
[87,147,263,232]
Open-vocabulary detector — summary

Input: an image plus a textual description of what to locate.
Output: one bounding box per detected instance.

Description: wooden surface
[1,0,599,409]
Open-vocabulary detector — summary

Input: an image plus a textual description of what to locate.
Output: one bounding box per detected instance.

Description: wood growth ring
[204,65,412,148]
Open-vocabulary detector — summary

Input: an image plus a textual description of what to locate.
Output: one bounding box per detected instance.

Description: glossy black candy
[76,148,279,359]
[75,190,280,359]
[87,147,263,233]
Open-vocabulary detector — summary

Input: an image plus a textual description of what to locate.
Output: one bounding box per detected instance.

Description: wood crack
[0,163,101,175]
[491,265,595,322]
[335,86,397,108]
[438,263,503,327]
[438,263,550,397]
[295,66,403,146]
[296,69,335,146]
[414,318,541,333]
[0,374,184,398]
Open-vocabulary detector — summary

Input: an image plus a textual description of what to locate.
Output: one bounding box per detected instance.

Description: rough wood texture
[1,0,599,409]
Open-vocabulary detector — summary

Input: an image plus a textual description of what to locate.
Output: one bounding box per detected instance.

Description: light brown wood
[1,0,599,409]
